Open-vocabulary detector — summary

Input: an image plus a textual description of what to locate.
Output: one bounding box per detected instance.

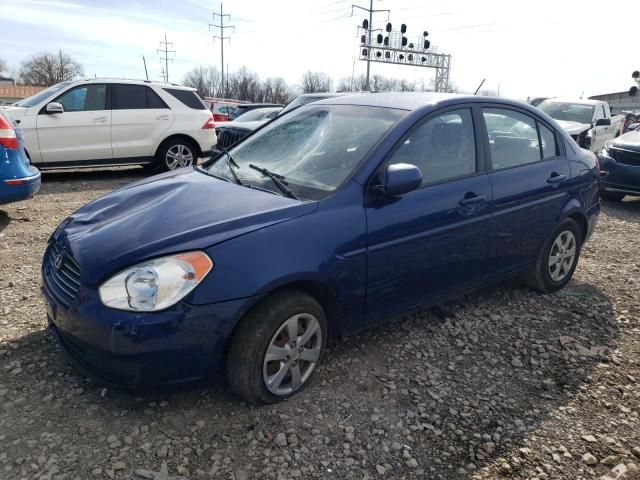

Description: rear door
[111,84,173,160]
[365,106,493,322]
[481,106,570,274]
[36,83,111,163]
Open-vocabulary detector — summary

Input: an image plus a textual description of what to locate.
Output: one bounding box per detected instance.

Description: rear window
[163,88,207,110]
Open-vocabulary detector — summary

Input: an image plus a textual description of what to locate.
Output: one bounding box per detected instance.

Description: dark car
[598,125,640,200]
[214,93,356,151]
[42,93,599,405]
[228,103,283,120]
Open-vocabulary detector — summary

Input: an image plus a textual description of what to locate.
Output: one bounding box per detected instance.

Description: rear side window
[112,85,169,109]
[483,108,541,169]
[388,108,476,186]
[163,88,207,109]
[56,84,106,112]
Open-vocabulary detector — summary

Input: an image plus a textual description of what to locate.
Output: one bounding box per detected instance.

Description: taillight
[0,114,18,150]
[202,116,215,129]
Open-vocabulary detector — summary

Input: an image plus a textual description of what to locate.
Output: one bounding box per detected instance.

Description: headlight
[99,252,213,312]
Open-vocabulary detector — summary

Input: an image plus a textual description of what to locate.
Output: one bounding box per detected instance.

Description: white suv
[4,79,216,171]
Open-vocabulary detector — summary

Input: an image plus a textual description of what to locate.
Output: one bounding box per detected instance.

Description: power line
[210,3,235,96]
[157,33,175,82]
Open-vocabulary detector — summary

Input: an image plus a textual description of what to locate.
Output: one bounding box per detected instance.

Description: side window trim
[372,104,483,191]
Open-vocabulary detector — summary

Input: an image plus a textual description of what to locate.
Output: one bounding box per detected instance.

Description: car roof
[311,91,525,111]
[75,78,196,91]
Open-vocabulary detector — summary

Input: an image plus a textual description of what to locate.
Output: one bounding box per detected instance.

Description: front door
[365,107,493,323]
[110,84,174,159]
[36,83,111,163]
[481,106,571,274]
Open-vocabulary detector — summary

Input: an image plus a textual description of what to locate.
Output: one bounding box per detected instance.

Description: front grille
[216,128,249,150]
[610,148,640,167]
[44,242,81,307]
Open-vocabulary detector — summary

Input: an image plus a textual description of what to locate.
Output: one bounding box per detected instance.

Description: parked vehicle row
[3,79,216,172]
[41,93,600,404]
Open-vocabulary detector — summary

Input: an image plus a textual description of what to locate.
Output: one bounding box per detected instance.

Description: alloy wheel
[262,313,322,396]
[548,230,576,282]
[165,144,194,170]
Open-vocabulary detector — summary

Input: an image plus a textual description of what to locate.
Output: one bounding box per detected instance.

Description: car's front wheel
[227,290,327,405]
[156,139,197,171]
[523,218,582,293]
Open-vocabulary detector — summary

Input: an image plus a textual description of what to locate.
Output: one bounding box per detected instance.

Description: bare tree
[18,50,83,86]
[300,71,332,94]
[183,66,222,98]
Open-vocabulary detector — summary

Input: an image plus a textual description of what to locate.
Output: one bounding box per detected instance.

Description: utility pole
[142,56,149,80]
[210,3,235,97]
[157,34,175,83]
[351,1,389,91]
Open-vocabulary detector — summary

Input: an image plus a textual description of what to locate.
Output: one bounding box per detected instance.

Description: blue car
[42,93,600,404]
[599,124,640,200]
[0,109,40,204]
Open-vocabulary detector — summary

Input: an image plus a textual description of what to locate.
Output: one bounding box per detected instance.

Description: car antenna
[474,79,485,95]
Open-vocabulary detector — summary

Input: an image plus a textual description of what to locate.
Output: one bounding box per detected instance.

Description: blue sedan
[0,109,40,204]
[42,93,600,404]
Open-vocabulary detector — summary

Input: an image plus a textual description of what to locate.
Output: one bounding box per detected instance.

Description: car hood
[2,106,28,118]
[53,169,316,285]
[555,120,591,135]
[219,120,266,132]
[608,130,640,153]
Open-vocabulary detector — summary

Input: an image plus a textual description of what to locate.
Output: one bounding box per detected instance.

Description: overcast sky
[1,0,636,99]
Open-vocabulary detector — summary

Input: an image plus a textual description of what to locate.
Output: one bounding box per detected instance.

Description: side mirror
[376,163,423,197]
[46,102,64,114]
[595,118,610,127]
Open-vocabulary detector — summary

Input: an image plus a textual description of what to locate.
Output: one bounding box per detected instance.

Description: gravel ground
[0,168,639,480]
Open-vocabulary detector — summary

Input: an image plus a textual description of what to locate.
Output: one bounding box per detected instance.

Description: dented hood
[52,168,316,285]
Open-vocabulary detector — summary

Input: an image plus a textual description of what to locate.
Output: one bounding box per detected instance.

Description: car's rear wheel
[227,290,327,405]
[523,218,582,293]
[600,191,625,202]
[156,139,197,171]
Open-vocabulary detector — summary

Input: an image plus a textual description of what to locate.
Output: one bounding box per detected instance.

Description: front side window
[16,81,72,108]
[56,84,106,112]
[483,108,541,169]
[387,109,477,186]
[205,104,406,200]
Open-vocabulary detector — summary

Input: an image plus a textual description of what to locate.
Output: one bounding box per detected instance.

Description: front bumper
[0,167,41,204]
[41,275,259,391]
[599,155,640,196]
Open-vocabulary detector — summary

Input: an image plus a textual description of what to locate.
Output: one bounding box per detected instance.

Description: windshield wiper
[248,163,298,200]
[221,149,244,186]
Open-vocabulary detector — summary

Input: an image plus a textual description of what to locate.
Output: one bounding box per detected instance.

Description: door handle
[547,173,567,184]
[156,115,169,120]
[92,117,107,123]
[459,193,486,206]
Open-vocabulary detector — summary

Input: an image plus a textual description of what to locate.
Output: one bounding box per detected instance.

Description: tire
[155,138,197,172]
[523,218,582,293]
[600,191,625,202]
[227,289,328,405]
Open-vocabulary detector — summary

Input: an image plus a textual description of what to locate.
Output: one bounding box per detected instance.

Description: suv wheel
[156,139,197,171]
[523,218,582,293]
[227,290,327,405]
